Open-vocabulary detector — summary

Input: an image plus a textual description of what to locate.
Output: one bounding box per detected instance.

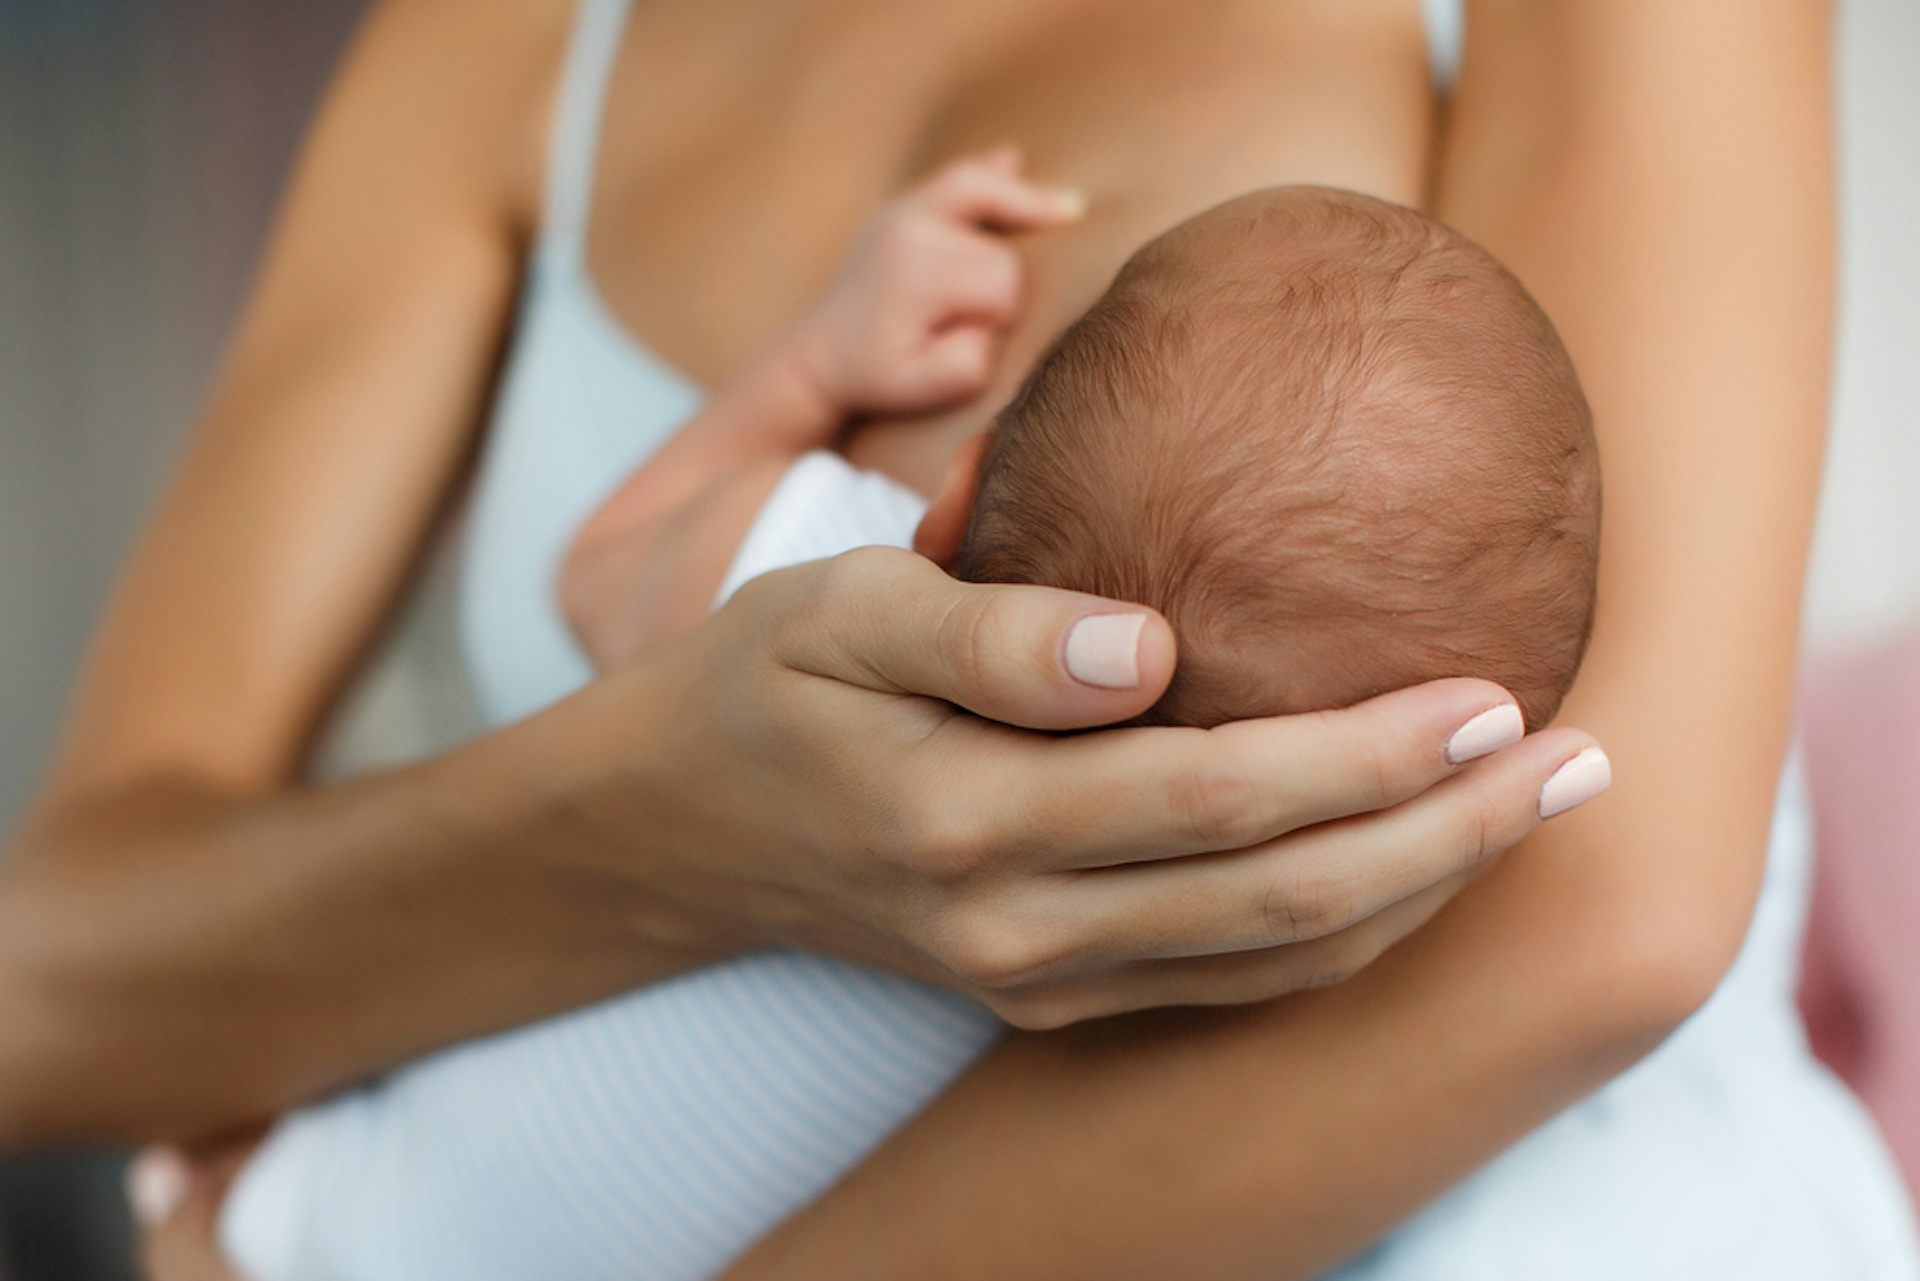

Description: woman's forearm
[0,676,712,1146]
[726,901,1696,1281]
[730,3,1836,1276]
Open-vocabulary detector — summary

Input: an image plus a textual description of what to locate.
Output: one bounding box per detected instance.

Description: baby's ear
[913,434,989,568]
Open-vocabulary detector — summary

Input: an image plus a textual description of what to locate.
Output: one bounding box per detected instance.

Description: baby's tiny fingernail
[1445,703,1525,765]
[1065,612,1146,689]
[1539,746,1612,819]
[126,1146,190,1226]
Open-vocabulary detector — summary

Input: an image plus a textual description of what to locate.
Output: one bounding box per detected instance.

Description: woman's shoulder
[337,0,586,237]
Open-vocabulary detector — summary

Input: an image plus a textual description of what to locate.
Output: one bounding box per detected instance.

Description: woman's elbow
[1567,863,1764,1062]
[0,873,256,1149]
[0,997,258,1150]
[0,974,117,1150]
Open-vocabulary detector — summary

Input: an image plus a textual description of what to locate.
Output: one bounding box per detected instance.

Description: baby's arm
[560,149,1083,670]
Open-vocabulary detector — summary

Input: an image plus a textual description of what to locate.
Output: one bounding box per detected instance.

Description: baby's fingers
[926,236,1023,327]
[917,154,1086,231]
[904,326,996,403]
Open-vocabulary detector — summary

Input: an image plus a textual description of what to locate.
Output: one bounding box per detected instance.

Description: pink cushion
[1798,619,1920,1205]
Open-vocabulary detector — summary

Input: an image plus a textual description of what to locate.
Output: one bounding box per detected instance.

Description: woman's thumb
[762,547,1176,730]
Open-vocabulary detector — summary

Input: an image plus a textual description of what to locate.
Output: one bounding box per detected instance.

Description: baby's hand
[784,148,1084,417]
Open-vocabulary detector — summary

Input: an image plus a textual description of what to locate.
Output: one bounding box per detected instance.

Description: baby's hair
[955,186,1600,728]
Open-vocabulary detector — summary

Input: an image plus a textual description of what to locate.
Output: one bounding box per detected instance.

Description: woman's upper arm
[1434,0,1836,983]
[33,0,565,812]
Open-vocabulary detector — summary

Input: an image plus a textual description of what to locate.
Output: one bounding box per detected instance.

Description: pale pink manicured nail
[1064,613,1146,688]
[1445,703,1525,765]
[1539,746,1612,819]
[126,1147,190,1226]
[1053,188,1088,219]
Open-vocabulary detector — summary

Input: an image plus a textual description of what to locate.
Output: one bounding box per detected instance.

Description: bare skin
[587,0,1436,493]
[3,0,1831,1276]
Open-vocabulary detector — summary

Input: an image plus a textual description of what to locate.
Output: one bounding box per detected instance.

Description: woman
[0,0,1583,1146]
[3,0,1905,1277]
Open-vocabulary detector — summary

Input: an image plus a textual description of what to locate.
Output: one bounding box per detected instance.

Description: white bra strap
[541,0,637,262]
[1420,0,1466,96]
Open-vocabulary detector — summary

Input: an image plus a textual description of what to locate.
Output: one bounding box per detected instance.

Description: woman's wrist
[434,665,749,975]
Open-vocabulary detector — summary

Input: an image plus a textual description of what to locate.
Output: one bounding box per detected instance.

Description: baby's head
[937,187,1599,728]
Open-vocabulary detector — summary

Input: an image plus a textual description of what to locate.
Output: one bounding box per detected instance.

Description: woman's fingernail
[1445,703,1525,765]
[1052,188,1088,219]
[1539,746,1613,819]
[126,1147,190,1226]
[1064,613,1145,688]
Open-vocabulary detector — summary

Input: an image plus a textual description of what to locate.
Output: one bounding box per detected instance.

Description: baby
[220,159,1597,1281]
[952,188,1597,727]
[563,166,1597,730]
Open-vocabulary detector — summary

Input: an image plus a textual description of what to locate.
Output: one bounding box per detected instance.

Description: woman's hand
[575,544,1606,1028]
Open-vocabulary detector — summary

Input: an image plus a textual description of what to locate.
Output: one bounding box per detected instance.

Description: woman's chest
[586,0,1434,389]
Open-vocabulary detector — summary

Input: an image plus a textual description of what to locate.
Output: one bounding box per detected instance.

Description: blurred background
[1,1,1915,1277]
